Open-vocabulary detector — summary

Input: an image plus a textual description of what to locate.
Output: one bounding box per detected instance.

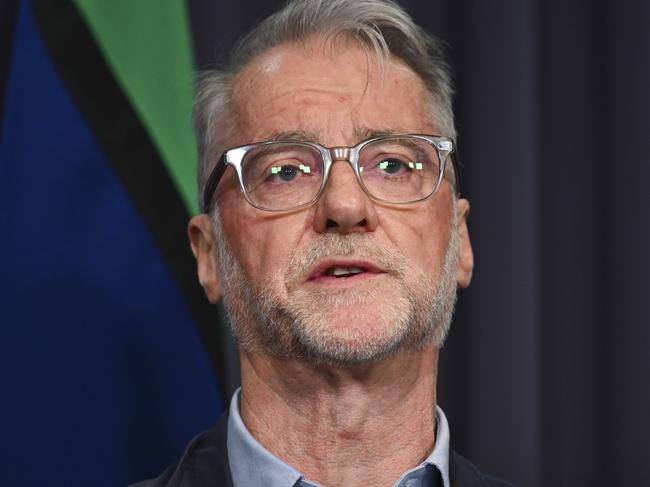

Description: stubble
[212,209,459,367]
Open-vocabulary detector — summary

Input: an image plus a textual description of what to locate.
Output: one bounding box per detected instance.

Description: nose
[313,161,378,234]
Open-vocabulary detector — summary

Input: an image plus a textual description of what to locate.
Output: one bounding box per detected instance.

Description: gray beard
[212,209,459,367]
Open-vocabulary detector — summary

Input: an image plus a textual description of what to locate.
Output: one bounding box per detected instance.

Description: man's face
[193,39,473,366]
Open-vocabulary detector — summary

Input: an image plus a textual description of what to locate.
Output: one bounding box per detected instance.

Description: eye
[377,158,407,174]
[268,163,312,182]
[272,164,297,182]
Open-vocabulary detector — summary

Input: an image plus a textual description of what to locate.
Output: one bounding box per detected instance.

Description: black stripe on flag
[30,0,230,398]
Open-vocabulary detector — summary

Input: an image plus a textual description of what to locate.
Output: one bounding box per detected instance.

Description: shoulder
[449,450,518,487]
[129,413,232,487]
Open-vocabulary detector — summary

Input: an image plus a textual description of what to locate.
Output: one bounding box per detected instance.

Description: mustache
[284,233,408,285]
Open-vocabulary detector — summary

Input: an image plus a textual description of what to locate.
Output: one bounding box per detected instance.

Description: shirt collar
[227,389,304,486]
[420,405,451,487]
[227,388,451,487]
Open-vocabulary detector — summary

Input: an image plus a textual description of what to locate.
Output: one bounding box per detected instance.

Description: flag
[0,1,228,484]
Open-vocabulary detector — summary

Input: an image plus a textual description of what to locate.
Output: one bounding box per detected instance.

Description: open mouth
[325,266,365,278]
[307,261,384,283]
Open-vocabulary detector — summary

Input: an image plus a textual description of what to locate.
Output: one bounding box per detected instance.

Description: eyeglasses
[202,134,460,213]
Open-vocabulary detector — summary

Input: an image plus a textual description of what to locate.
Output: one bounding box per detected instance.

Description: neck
[239,347,439,487]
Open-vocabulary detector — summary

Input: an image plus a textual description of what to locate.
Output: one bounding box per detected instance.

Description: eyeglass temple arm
[449,151,462,197]
[202,155,228,213]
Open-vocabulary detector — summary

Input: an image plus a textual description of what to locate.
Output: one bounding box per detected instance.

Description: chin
[287,303,428,367]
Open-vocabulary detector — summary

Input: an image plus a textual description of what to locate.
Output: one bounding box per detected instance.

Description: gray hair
[193,0,456,207]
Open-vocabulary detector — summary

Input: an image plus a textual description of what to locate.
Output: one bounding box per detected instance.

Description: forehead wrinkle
[259,129,322,143]
[231,43,436,148]
[258,86,360,111]
[234,86,359,138]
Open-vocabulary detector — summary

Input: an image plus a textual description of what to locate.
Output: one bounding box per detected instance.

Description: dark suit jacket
[132,413,515,487]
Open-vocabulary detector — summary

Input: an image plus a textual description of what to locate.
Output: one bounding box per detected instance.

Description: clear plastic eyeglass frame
[201,134,461,213]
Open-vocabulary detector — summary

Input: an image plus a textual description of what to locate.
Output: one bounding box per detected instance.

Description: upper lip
[306,258,385,281]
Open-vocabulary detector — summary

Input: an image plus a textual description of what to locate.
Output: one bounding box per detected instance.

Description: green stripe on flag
[74,0,199,213]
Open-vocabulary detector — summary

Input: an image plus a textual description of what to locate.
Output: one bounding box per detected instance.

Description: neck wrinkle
[239,346,439,487]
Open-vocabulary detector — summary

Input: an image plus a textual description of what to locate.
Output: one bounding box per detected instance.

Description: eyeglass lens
[240,138,442,210]
[358,138,440,203]
[242,143,324,210]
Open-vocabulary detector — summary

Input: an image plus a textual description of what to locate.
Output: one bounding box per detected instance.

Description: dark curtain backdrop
[188,1,650,486]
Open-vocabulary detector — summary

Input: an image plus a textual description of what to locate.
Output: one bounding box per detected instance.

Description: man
[135,0,513,485]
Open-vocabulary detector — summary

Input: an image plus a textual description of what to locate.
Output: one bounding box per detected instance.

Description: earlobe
[188,214,223,303]
[455,198,474,288]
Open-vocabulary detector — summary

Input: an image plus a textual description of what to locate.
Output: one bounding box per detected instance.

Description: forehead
[229,38,435,146]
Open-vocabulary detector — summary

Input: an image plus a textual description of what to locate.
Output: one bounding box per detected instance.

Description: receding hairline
[225,35,439,146]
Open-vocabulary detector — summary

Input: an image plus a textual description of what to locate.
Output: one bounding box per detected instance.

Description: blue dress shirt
[227,388,450,487]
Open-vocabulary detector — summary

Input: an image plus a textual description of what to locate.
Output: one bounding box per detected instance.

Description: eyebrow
[263,129,321,142]
[353,127,402,141]
[261,127,403,145]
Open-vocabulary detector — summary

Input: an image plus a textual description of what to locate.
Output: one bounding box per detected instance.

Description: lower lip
[307,271,385,286]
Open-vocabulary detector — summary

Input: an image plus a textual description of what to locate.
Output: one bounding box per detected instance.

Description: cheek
[381,199,453,271]
[218,192,264,277]
[219,198,311,289]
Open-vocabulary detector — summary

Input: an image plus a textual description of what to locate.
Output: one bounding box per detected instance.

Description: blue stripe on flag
[0,2,223,485]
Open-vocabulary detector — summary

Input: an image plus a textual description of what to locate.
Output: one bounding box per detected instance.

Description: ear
[188,214,222,303]
[455,198,474,288]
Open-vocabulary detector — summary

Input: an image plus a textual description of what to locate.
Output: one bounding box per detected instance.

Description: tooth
[328,267,364,277]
